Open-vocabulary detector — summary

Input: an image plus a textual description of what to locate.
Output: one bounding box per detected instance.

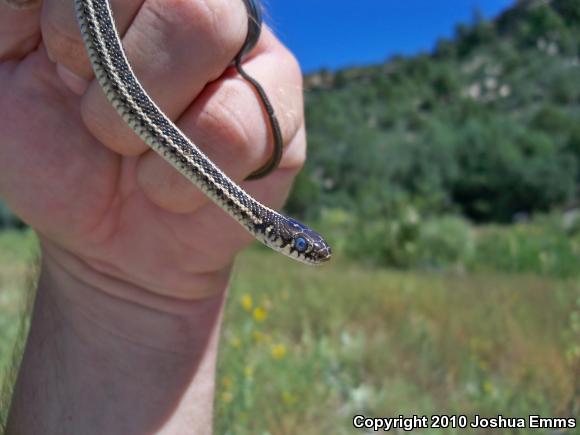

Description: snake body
[74,0,331,264]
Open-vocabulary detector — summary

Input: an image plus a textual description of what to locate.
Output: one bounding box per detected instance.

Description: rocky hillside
[289,0,580,223]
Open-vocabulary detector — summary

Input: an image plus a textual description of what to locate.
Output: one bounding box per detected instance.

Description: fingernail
[56,63,89,96]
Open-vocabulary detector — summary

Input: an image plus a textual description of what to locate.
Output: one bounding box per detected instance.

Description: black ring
[236,0,284,180]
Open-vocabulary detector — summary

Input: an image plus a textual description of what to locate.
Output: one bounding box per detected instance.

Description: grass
[0,230,37,429]
[0,230,578,434]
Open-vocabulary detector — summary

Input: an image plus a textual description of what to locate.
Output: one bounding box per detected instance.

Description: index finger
[0,0,41,61]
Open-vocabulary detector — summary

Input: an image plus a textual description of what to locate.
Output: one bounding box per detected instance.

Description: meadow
[2,2,580,433]
[0,230,578,434]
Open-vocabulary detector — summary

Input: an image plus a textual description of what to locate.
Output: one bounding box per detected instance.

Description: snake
[73,0,332,265]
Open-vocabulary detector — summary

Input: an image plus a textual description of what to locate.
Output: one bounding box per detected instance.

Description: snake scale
[74,0,332,264]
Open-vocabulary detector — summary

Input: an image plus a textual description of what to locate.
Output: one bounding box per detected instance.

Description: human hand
[0,0,306,302]
[4,2,306,431]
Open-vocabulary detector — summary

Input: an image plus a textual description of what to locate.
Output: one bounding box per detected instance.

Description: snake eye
[294,237,308,253]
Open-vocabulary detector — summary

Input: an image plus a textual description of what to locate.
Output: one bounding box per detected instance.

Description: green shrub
[343,206,421,268]
[416,215,475,270]
[470,215,580,278]
[323,210,580,278]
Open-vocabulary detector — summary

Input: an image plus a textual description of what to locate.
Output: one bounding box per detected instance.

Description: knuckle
[41,6,86,68]
[145,0,246,64]
[285,126,307,171]
[266,47,305,142]
[79,96,112,149]
[197,0,248,58]
[79,93,100,136]
[196,81,262,159]
[79,85,145,156]
[280,47,303,86]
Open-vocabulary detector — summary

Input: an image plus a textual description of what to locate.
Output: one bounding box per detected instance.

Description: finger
[80,0,249,156]
[0,0,41,61]
[41,0,142,79]
[0,47,120,241]
[136,30,306,213]
[167,166,299,273]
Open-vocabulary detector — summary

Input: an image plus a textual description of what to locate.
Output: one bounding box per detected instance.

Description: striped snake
[73,0,332,264]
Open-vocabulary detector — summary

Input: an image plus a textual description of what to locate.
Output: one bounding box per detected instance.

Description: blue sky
[263,0,515,73]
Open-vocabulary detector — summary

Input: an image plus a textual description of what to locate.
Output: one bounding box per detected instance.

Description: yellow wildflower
[271,343,287,360]
[483,381,494,394]
[222,377,233,389]
[221,391,234,403]
[241,294,253,312]
[282,391,297,406]
[253,306,267,322]
[229,336,241,349]
[244,366,254,379]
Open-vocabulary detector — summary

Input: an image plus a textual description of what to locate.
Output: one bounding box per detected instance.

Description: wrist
[8,237,228,433]
[40,241,229,351]
[40,234,234,309]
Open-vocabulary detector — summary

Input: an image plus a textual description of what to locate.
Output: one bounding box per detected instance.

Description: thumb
[0,0,41,61]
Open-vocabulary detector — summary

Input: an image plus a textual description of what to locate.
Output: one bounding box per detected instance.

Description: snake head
[277,217,332,265]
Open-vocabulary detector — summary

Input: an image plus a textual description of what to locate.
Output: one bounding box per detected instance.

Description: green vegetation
[320,209,580,277]
[296,0,580,222]
[216,249,580,434]
[4,0,580,274]
[2,0,580,432]
[283,0,580,268]
[1,232,578,434]
[0,231,37,428]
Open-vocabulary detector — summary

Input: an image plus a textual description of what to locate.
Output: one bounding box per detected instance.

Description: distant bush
[531,105,575,134]
[450,118,577,222]
[415,215,475,270]
[337,206,421,268]
[469,214,580,278]
[299,0,580,226]
[320,208,580,278]
[518,3,567,48]
[553,0,580,26]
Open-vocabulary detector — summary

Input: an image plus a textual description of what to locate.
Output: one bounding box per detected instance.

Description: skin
[0,0,306,433]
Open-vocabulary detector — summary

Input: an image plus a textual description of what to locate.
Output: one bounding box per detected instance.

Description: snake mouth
[77,0,330,266]
[269,243,330,266]
[315,247,332,264]
[320,253,332,263]
[295,245,332,265]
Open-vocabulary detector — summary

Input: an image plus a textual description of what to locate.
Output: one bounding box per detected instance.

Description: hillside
[3,1,580,273]
[289,0,580,224]
[2,0,579,228]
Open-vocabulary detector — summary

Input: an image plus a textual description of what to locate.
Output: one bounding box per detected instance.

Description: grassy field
[0,230,37,428]
[0,230,578,434]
